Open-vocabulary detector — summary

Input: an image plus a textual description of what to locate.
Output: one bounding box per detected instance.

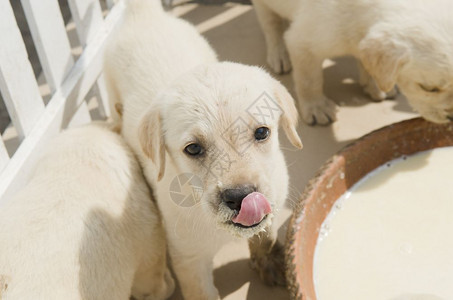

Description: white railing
[0,0,125,203]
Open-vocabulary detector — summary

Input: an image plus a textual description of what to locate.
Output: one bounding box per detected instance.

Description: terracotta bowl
[285,118,453,300]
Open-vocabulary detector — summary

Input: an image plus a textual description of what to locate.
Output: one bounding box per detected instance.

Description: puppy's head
[139,62,302,238]
[359,20,453,123]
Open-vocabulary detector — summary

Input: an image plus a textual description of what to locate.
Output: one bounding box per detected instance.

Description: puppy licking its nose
[104,0,303,296]
[222,186,272,227]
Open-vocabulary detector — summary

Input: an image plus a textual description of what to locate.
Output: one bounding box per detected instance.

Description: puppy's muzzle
[221,185,272,228]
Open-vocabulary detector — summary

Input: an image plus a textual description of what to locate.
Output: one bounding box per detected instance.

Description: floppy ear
[359,31,410,92]
[273,80,303,149]
[138,107,166,181]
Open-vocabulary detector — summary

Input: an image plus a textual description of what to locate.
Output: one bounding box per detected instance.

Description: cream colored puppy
[252,0,453,125]
[104,1,302,299]
[0,124,174,300]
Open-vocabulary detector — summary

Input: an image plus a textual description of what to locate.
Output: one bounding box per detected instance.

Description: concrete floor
[168,2,418,300]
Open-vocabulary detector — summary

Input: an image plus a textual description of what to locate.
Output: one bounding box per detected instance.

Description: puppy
[252,0,453,125]
[104,0,303,299]
[0,123,174,300]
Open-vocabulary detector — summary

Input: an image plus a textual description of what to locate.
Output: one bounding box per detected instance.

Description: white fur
[0,123,174,300]
[252,0,453,124]
[104,1,302,299]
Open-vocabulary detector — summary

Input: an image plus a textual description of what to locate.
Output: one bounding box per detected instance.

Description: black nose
[221,185,256,211]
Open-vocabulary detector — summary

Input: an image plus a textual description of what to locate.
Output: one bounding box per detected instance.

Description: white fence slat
[0,0,45,139]
[68,101,92,128]
[21,0,75,93]
[0,1,126,204]
[67,0,104,46]
[0,140,9,172]
[94,80,110,118]
[92,73,111,117]
[68,0,111,118]
[106,0,116,9]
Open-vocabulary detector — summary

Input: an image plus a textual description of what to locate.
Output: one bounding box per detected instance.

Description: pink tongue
[232,192,272,227]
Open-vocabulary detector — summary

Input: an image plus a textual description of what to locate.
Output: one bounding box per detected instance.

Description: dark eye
[419,84,441,93]
[254,127,270,141]
[184,143,203,156]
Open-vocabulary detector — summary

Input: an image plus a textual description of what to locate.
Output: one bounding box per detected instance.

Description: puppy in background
[0,124,174,300]
[104,0,302,299]
[252,0,453,125]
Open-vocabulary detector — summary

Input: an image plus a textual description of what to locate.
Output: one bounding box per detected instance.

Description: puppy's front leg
[285,27,337,125]
[252,0,291,74]
[170,251,219,300]
[248,229,286,286]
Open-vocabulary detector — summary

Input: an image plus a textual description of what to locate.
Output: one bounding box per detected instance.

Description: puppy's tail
[124,0,164,16]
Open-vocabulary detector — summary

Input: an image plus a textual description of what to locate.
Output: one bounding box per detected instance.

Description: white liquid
[314,147,453,300]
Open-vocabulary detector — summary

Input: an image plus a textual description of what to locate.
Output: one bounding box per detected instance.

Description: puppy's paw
[299,97,337,126]
[250,240,286,287]
[267,43,292,74]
